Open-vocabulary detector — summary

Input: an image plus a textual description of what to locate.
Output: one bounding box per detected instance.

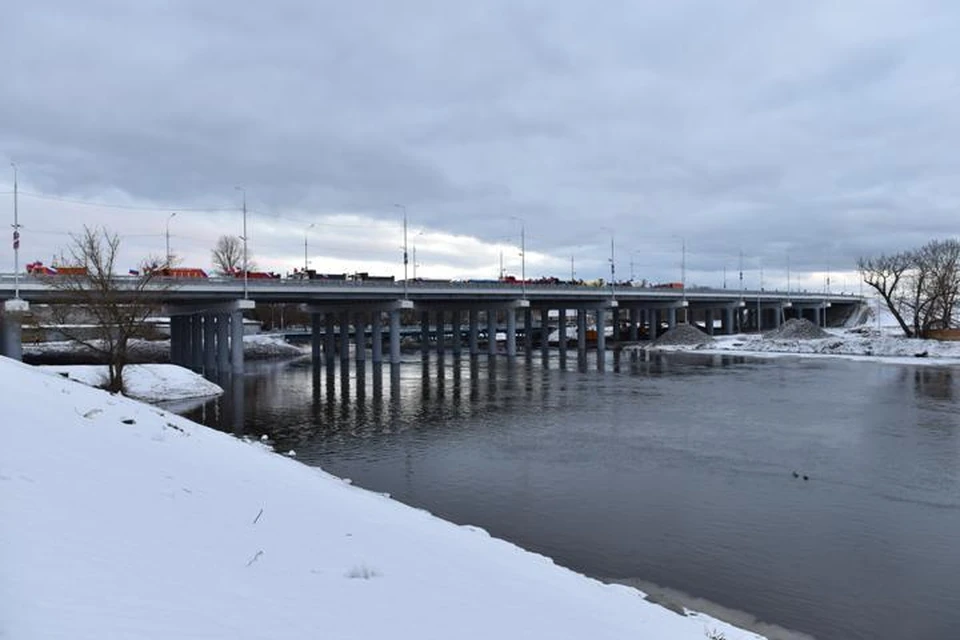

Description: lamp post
[510,216,526,298]
[303,223,315,273]
[607,232,616,301]
[394,204,408,299]
[235,186,248,299]
[165,212,177,266]
[11,162,20,299]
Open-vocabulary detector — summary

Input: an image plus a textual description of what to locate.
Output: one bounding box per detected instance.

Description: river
[178,350,960,640]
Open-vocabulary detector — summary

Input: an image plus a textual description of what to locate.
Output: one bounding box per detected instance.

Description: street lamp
[394,204,408,299]
[303,223,315,273]
[235,186,248,299]
[11,162,20,299]
[510,216,526,299]
[165,212,177,266]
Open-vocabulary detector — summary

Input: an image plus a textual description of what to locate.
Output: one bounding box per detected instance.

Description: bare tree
[39,226,171,392]
[211,235,255,275]
[858,251,913,336]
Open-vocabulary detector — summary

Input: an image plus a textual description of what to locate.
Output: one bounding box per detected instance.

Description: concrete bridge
[0,275,864,373]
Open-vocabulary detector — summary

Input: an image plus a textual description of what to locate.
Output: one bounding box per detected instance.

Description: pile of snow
[0,355,763,640]
[38,364,223,403]
[764,318,829,340]
[243,333,306,360]
[653,323,713,347]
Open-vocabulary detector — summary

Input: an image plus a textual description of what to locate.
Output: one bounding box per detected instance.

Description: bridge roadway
[0,275,864,374]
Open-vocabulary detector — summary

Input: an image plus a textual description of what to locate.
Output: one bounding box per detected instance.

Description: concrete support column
[311,313,322,364]
[355,312,366,364]
[725,308,735,335]
[772,307,781,329]
[231,310,244,374]
[596,307,607,370]
[324,313,336,366]
[558,307,567,367]
[182,316,194,368]
[668,307,677,330]
[389,310,401,364]
[451,310,462,357]
[420,311,430,355]
[524,308,533,353]
[203,313,216,372]
[487,308,497,356]
[611,307,620,343]
[435,310,445,356]
[705,309,715,335]
[468,309,479,356]
[506,307,517,357]
[371,312,383,364]
[340,311,351,362]
[168,316,180,365]
[577,309,587,360]
[629,308,639,341]
[540,308,549,360]
[191,314,204,370]
[0,301,26,362]
[217,314,230,372]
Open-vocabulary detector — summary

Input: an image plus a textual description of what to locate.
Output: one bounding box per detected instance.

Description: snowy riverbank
[644,322,960,366]
[0,355,764,640]
[38,363,224,402]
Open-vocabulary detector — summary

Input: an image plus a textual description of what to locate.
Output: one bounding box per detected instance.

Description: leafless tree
[858,251,913,336]
[38,226,172,392]
[211,235,255,275]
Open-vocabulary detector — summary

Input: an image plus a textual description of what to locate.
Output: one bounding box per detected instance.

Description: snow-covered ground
[0,355,763,640]
[24,333,305,363]
[38,363,224,402]
[647,325,960,365]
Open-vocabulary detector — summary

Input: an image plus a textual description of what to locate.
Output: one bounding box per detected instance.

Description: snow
[0,355,764,640]
[645,325,960,365]
[37,364,224,402]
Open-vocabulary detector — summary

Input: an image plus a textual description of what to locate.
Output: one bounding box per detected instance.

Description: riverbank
[0,355,764,640]
[644,322,960,365]
[38,363,224,402]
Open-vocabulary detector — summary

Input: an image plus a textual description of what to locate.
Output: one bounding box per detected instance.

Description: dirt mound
[653,323,713,346]
[764,318,829,340]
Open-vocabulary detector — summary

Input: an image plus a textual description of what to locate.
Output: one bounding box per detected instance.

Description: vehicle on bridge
[26,261,88,276]
[151,267,209,278]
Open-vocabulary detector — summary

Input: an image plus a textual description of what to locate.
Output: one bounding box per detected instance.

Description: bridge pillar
[468,309,479,356]
[772,306,781,329]
[182,315,194,368]
[311,313,322,364]
[558,307,567,367]
[1,299,28,361]
[203,313,216,372]
[217,313,230,372]
[231,310,244,374]
[705,309,715,335]
[192,314,205,370]
[667,307,677,330]
[596,307,607,370]
[340,311,351,362]
[421,311,430,355]
[487,308,497,356]
[435,310,445,356]
[388,309,401,363]
[577,308,587,364]
[523,307,533,353]
[355,312,366,364]
[451,310,462,357]
[324,313,336,367]
[168,316,180,365]
[540,308,549,361]
[723,308,733,335]
[629,308,639,341]
[506,307,517,357]
[371,311,383,364]
[611,307,620,343]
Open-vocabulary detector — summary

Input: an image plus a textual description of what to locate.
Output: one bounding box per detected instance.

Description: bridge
[0,274,865,374]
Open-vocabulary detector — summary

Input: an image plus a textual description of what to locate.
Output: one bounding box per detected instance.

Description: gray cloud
[3,0,960,286]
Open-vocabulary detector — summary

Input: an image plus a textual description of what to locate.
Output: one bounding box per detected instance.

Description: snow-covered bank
[642,323,960,365]
[38,363,224,402]
[0,356,763,640]
[24,333,305,364]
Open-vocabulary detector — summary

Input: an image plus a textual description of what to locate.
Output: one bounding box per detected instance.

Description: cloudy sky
[3,0,959,291]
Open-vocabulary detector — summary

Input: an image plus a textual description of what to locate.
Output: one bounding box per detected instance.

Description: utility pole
[11,162,20,299]
[395,204,408,298]
[570,254,575,282]
[303,223,314,273]
[609,233,616,301]
[165,212,177,267]
[413,245,418,280]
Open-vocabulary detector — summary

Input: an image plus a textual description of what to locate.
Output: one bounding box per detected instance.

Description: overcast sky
[3,0,959,291]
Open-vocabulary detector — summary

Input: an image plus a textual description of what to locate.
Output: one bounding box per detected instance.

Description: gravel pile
[764,318,830,340]
[653,323,713,346]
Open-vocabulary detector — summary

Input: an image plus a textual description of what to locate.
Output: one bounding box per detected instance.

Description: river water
[178,351,960,640]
